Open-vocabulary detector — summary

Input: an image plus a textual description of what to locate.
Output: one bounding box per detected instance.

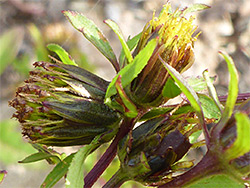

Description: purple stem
[159,150,222,188]
[84,118,134,188]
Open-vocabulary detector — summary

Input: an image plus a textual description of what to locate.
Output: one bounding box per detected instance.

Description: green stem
[159,150,222,188]
[102,169,129,188]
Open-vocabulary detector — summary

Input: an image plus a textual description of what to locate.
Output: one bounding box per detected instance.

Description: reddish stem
[159,150,222,188]
[84,118,134,188]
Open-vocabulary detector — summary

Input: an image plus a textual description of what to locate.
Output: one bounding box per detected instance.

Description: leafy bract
[104,19,133,64]
[105,39,157,104]
[65,135,102,188]
[115,76,138,118]
[162,78,181,98]
[119,33,141,67]
[160,56,205,127]
[18,152,60,164]
[47,44,77,66]
[140,106,173,121]
[62,11,119,72]
[41,153,75,188]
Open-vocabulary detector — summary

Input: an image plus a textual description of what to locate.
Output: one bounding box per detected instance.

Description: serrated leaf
[198,94,221,119]
[65,135,102,188]
[62,10,119,72]
[47,44,77,66]
[18,152,60,164]
[189,174,244,188]
[0,27,24,75]
[105,39,157,103]
[119,33,141,67]
[189,130,202,144]
[187,76,216,92]
[160,56,204,126]
[183,4,211,15]
[41,153,75,188]
[104,19,133,64]
[115,76,138,118]
[162,78,182,98]
[225,112,250,160]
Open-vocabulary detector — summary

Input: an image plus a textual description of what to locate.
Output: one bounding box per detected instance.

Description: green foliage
[225,112,250,160]
[0,120,36,164]
[119,33,141,67]
[189,174,244,188]
[62,10,118,72]
[0,27,24,75]
[105,39,156,102]
[161,57,205,126]
[6,3,250,188]
[41,154,75,188]
[47,44,78,66]
[65,135,102,188]
[162,78,182,98]
[104,19,133,64]
[0,170,7,184]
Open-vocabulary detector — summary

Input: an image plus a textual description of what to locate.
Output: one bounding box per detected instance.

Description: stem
[102,169,129,188]
[84,118,134,188]
[159,151,222,188]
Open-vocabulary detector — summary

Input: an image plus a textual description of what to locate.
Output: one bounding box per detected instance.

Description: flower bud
[129,4,198,106]
[9,61,121,146]
[108,113,196,187]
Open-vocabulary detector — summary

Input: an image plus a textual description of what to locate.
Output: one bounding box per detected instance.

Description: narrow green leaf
[0,170,7,184]
[215,52,239,132]
[140,106,173,121]
[41,153,75,188]
[65,136,102,188]
[115,76,138,118]
[225,112,250,160]
[162,78,182,98]
[62,11,119,72]
[47,44,77,66]
[28,24,49,61]
[0,27,24,75]
[119,33,141,67]
[18,152,60,164]
[203,70,222,112]
[105,39,157,102]
[104,19,133,64]
[183,4,211,15]
[160,56,205,126]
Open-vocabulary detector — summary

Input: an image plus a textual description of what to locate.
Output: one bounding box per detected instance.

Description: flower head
[129,4,198,106]
[9,61,121,146]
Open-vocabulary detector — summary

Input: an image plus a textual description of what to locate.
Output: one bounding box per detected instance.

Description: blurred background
[0,0,249,187]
